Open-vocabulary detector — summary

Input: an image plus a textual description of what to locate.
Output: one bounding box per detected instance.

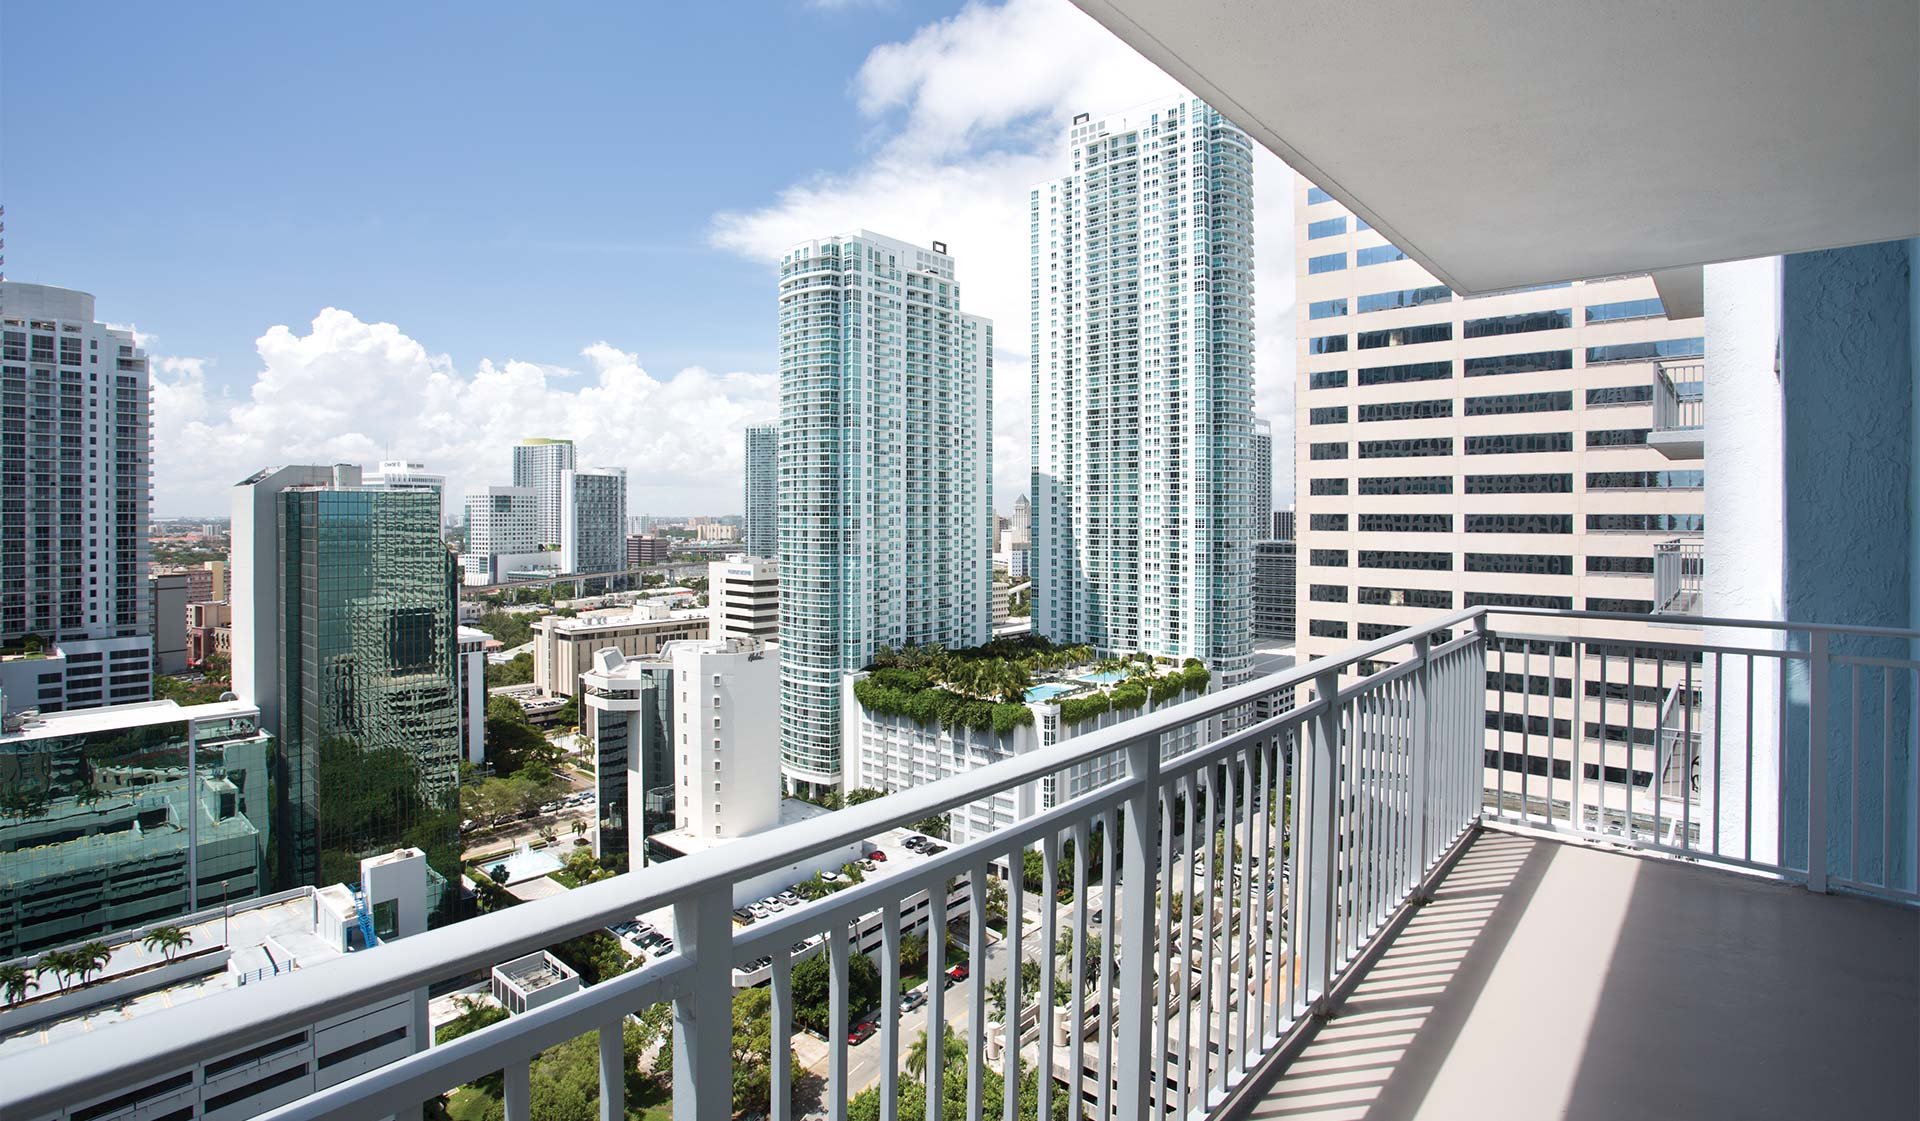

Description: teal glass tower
[776,232,992,793]
[236,466,461,920]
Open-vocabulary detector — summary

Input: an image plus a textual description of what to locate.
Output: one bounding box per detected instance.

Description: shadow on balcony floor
[1246,830,1920,1121]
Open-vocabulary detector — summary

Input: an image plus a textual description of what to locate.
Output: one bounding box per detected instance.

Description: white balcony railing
[1652,361,1705,431]
[5,608,1918,1121]
[1653,536,1704,614]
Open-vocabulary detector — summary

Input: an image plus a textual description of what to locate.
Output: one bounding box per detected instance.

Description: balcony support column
[1304,667,1341,1016]
[673,885,735,1121]
[1807,631,1831,893]
[1115,732,1159,1121]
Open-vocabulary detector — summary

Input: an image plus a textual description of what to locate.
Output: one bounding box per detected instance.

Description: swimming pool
[490,847,563,885]
[1024,682,1082,703]
[1076,670,1126,685]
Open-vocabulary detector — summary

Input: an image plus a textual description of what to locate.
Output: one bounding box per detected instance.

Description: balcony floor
[1251,830,1919,1121]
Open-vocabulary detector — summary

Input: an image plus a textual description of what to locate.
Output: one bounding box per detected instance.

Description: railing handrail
[0,607,1486,1117]
[1483,606,1920,642]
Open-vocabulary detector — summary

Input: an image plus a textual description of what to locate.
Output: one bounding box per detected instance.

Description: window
[1310,513,1348,531]
[1587,597,1654,615]
[1472,590,1574,606]
[1587,428,1650,447]
[1463,309,1572,338]
[1309,477,1349,496]
[1309,334,1349,354]
[1310,619,1350,639]
[1358,586,1453,608]
[1309,549,1349,567]
[1587,470,1702,489]
[1310,584,1350,602]
[1466,473,1573,494]
[1306,186,1334,205]
[1360,436,1452,459]
[1465,513,1573,534]
[1358,285,1452,314]
[1309,406,1348,425]
[1587,555,1654,574]
[1359,475,1452,495]
[1586,384,1653,406]
[1586,337,1705,364]
[1358,360,1451,386]
[1465,390,1571,416]
[1359,549,1452,570]
[1309,441,1348,460]
[1488,671,1575,700]
[1358,398,1452,423]
[1359,513,1452,533]
[1467,552,1572,575]
[1464,350,1573,378]
[1308,298,1348,320]
[1309,252,1347,274]
[1357,244,1408,266]
[1588,513,1704,533]
[1586,297,1664,323]
[1309,369,1348,390]
[1358,322,1452,349]
[1307,217,1348,239]
[1465,432,1573,455]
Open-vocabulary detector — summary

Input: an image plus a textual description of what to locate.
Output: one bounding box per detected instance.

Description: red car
[945,964,969,986]
[869,851,887,862]
[847,1021,877,1045]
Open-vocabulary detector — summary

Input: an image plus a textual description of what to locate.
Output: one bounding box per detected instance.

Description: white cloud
[149,308,775,517]
[712,0,1295,512]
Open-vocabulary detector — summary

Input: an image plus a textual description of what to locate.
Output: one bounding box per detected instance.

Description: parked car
[650,940,674,958]
[792,940,813,955]
[778,890,800,904]
[869,850,887,862]
[902,989,926,1011]
[945,964,968,986]
[925,843,948,855]
[847,1021,877,1045]
[903,835,928,851]
[733,908,755,923]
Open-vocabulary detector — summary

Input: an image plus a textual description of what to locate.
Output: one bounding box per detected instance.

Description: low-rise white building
[456,626,494,765]
[708,554,778,642]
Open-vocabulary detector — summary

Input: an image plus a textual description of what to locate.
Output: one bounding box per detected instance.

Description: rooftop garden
[852,636,1211,734]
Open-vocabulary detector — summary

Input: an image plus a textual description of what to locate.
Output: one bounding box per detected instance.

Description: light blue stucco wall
[1779,241,1914,885]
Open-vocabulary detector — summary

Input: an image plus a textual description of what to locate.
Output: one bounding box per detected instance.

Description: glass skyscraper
[776,232,992,792]
[743,423,778,560]
[1031,98,1256,683]
[239,471,461,919]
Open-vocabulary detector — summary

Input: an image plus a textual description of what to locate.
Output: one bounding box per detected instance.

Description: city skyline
[1,0,1299,521]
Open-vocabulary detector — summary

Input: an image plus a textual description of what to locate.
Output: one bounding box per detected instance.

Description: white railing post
[1473,613,1494,823]
[1304,667,1341,1014]
[1807,631,1831,893]
[1115,735,1159,1121]
[672,884,735,1121]
[1409,634,1432,901]
[599,1017,625,1121]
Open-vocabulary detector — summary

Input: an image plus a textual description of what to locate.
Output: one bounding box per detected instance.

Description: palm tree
[142,925,192,964]
[36,950,75,993]
[906,1026,965,1079]
[0,963,34,1006]
[75,941,112,985]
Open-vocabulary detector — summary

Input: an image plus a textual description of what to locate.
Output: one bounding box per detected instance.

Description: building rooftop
[1,698,257,742]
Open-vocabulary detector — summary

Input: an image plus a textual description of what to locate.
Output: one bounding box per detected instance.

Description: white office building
[456,626,491,765]
[512,437,575,547]
[776,231,992,792]
[1031,99,1257,684]
[743,423,778,559]
[461,485,544,586]
[0,282,154,708]
[709,554,778,641]
[560,466,627,575]
[366,459,448,527]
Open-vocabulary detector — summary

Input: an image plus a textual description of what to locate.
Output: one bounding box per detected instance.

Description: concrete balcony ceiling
[1072,0,1920,295]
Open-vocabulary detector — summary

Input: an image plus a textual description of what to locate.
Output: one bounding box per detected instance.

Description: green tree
[141,925,192,963]
[844,787,886,806]
[790,949,881,1034]
[0,963,34,1006]
[485,651,534,690]
[74,941,112,985]
[551,931,637,986]
[986,959,1042,1019]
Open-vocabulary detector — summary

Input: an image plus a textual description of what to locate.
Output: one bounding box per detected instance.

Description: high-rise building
[148,571,192,675]
[580,647,674,864]
[1273,509,1295,541]
[367,459,448,527]
[560,467,626,574]
[777,232,992,792]
[1292,172,1706,662]
[232,464,461,915]
[1253,539,1296,641]
[1252,417,1274,533]
[461,485,542,586]
[0,282,154,708]
[709,553,778,641]
[1031,99,1256,683]
[512,437,576,547]
[1010,494,1031,549]
[743,423,778,559]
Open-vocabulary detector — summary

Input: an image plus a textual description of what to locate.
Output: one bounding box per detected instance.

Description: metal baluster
[505,1056,532,1121]
[1118,735,1160,1121]
[924,882,946,1121]
[1599,649,1609,838]
[1220,751,1241,1081]
[673,887,734,1121]
[772,950,794,1121]
[1069,822,1089,1121]
[599,1017,625,1121]
[828,922,849,1121]
[1809,632,1832,891]
[1882,670,1895,890]
[1198,767,1217,1097]
[1572,641,1585,835]
[1305,666,1341,1015]
[1628,652,1638,843]
[1250,740,1271,1051]
[1745,655,1755,862]
[1038,829,1059,1121]
[1236,747,1255,1074]
[1522,640,1534,822]
[1100,808,1118,1121]
[1177,775,1196,1121]
[1155,788,1174,1114]
[1497,637,1508,820]
[1003,849,1022,1121]
[880,904,902,1121]
[1653,654,1663,846]
[1851,666,1862,885]
[1683,657,1694,853]
[966,864,987,1121]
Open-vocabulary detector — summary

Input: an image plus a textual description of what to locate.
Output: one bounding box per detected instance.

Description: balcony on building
[1649,360,1707,459]
[1653,536,1704,616]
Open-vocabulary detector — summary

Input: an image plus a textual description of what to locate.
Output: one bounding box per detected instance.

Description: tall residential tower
[560,466,626,574]
[743,422,778,559]
[512,437,575,547]
[1031,99,1256,681]
[777,232,991,792]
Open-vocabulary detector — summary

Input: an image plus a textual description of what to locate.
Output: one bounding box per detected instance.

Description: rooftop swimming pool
[1076,670,1126,685]
[490,846,564,885]
[1024,682,1082,703]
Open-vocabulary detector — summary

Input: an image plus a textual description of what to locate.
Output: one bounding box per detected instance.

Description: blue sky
[1,0,1294,516]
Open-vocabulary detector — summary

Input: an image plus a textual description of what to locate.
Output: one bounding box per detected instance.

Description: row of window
[1358,322,1452,349]
[1464,309,1573,338]
[1308,471,1697,496]
[1305,548,1691,574]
